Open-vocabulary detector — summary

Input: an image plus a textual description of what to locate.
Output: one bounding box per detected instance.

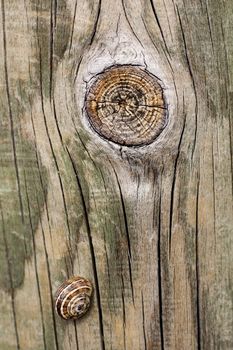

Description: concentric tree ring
[84,65,168,146]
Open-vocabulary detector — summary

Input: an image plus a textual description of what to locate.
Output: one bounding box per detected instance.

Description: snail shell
[54,276,93,320]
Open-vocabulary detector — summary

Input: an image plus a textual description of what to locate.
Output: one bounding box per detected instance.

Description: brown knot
[85,65,167,146]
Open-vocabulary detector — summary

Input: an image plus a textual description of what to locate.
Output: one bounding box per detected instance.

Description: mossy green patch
[28,0,72,98]
[0,78,48,291]
[68,136,133,305]
[0,130,48,291]
[57,147,90,255]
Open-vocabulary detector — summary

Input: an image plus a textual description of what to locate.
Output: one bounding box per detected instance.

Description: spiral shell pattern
[54,276,93,320]
[85,65,167,146]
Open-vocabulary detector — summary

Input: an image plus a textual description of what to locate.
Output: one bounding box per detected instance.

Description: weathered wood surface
[0,0,233,349]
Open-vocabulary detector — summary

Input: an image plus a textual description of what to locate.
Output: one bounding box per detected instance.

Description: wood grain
[85,65,167,146]
[0,0,232,349]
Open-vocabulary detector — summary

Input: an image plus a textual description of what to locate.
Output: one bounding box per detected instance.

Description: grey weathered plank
[0,0,232,349]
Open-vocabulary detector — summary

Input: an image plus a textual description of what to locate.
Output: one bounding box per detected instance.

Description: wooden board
[0,0,232,349]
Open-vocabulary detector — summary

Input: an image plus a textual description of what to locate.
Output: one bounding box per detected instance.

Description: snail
[54,276,93,320]
[85,65,167,146]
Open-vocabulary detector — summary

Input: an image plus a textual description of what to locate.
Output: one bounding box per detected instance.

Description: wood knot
[85,65,168,146]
